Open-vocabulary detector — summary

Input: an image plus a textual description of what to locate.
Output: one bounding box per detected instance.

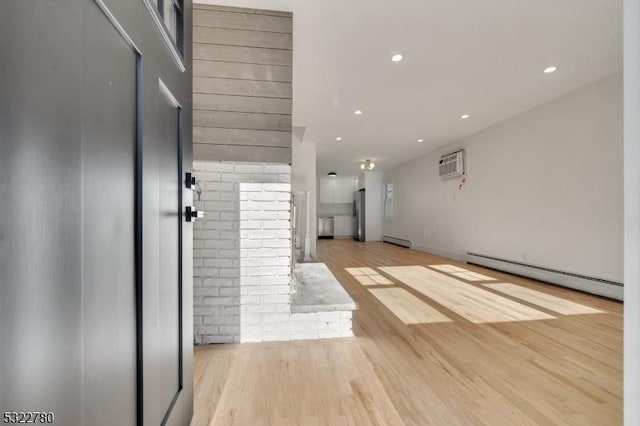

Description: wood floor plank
[354,275,376,286]
[370,274,393,285]
[345,267,376,276]
[428,264,467,273]
[380,265,555,323]
[484,283,604,315]
[369,287,453,324]
[451,271,497,282]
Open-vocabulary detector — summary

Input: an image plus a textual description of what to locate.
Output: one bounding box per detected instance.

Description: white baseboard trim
[465,252,623,301]
[382,235,412,248]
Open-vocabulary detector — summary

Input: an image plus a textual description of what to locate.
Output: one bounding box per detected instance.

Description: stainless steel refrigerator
[353,189,366,241]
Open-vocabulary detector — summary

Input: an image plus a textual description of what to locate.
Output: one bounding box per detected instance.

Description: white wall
[363,171,383,241]
[383,72,623,282]
[291,137,317,257]
[624,0,640,422]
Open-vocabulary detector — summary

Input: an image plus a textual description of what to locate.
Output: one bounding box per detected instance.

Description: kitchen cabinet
[319,178,357,204]
[319,179,335,204]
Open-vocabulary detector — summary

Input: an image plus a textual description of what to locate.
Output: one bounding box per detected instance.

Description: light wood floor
[194,240,622,426]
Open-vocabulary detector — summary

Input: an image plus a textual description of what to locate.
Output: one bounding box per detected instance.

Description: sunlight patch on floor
[379,266,555,323]
[429,264,497,282]
[346,267,393,285]
[369,287,453,324]
[345,267,377,276]
[483,283,603,315]
[428,264,467,273]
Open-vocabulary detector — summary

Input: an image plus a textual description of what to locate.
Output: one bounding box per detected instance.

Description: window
[157,0,184,53]
[383,182,393,220]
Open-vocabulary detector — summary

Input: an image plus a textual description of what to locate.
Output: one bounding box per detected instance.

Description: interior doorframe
[157,78,185,426]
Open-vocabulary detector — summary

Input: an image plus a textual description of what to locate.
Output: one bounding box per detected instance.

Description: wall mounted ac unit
[439,150,465,179]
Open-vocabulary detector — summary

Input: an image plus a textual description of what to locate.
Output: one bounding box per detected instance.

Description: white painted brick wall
[193,161,291,344]
[193,161,353,344]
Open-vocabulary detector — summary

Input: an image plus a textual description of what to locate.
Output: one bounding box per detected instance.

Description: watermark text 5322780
[3,412,54,424]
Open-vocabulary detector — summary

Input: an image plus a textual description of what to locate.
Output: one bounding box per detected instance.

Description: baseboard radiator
[465,252,623,301]
[382,235,412,249]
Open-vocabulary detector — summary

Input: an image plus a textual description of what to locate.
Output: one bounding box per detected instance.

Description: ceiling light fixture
[417,139,424,143]
[360,159,375,170]
[543,66,558,74]
[354,110,363,115]
[461,114,470,119]
[328,172,337,178]
[336,136,342,141]
[391,54,403,62]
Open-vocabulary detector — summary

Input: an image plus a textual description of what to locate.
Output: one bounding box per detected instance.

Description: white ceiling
[196,0,622,177]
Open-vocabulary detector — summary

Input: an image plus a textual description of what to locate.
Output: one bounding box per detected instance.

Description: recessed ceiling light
[328,172,337,178]
[391,54,403,62]
[354,110,363,115]
[461,114,470,119]
[543,66,558,74]
[417,139,424,143]
[336,136,342,141]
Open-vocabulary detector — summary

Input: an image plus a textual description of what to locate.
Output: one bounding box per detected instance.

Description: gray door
[0,1,138,424]
[0,1,193,425]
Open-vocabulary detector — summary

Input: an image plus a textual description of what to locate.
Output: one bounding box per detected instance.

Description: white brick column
[239,183,293,342]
